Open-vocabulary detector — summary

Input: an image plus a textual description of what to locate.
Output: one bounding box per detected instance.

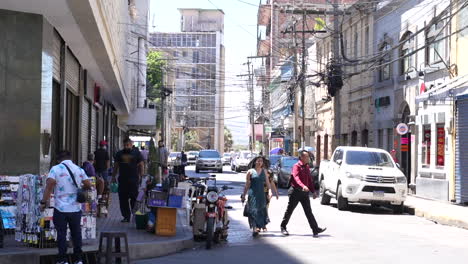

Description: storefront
[455,94,468,203]
[415,98,453,201]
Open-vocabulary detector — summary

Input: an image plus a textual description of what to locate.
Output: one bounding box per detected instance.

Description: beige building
[306,1,374,165]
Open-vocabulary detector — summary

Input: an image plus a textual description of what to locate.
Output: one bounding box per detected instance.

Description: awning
[416,75,468,103]
[126,108,157,129]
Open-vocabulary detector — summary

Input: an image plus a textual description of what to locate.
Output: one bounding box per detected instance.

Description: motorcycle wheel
[206,217,215,249]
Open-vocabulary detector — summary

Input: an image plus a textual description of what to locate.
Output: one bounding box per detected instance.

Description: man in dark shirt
[94,140,110,183]
[280,150,326,237]
[112,138,144,222]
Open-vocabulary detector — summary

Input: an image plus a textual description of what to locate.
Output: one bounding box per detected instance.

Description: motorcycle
[188,177,233,249]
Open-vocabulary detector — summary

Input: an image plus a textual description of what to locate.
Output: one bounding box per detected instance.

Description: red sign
[401,145,409,152]
[401,137,409,145]
[437,127,445,166]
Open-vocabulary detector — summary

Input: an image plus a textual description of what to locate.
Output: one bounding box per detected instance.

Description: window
[378,129,383,149]
[333,149,343,163]
[193,51,199,63]
[361,129,369,147]
[379,42,391,81]
[436,125,445,167]
[173,51,179,57]
[351,131,358,146]
[426,20,446,64]
[346,151,394,167]
[422,125,431,167]
[387,128,393,152]
[342,133,348,146]
[400,32,415,75]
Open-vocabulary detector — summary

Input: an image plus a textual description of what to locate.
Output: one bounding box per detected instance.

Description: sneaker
[121,218,130,223]
[313,227,327,237]
[56,262,69,264]
[280,227,289,236]
[74,261,83,264]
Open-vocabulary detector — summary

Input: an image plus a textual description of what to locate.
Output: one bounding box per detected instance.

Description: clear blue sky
[150,0,261,146]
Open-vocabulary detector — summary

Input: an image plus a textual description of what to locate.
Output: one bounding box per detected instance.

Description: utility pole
[332,0,341,150]
[237,62,255,152]
[301,10,307,149]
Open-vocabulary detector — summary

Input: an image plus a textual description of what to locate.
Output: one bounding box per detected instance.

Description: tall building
[150,8,225,152]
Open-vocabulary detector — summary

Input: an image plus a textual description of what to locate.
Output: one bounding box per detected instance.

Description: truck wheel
[218,168,223,173]
[337,184,348,211]
[392,203,404,214]
[320,180,331,205]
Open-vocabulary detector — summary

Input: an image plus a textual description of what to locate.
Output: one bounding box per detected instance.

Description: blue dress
[247,169,269,229]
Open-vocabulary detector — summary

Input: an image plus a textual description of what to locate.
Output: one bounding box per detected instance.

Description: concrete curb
[404,204,468,230]
[129,234,194,260]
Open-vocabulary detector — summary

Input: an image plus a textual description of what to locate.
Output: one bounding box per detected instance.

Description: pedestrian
[180,151,188,178]
[241,156,279,237]
[82,153,104,197]
[112,137,144,222]
[140,146,149,173]
[156,140,169,182]
[94,140,110,184]
[40,150,92,264]
[280,150,326,237]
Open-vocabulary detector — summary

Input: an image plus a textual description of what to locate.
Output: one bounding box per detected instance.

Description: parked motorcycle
[188,177,233,249]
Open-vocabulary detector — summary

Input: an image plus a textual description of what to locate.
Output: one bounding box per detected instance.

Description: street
[137,165,468,264]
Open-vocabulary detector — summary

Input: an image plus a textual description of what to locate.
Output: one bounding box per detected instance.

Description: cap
[99,140,108,146]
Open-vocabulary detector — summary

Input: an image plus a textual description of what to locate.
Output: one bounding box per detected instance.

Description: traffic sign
[396,123,409,135]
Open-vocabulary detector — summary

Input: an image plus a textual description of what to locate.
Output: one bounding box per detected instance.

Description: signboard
[265,126,273,133]
[401,145,409,152]
[401,137,409,145]
[396,123,409,135]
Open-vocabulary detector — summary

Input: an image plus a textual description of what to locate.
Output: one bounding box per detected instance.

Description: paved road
[137,165,468,264]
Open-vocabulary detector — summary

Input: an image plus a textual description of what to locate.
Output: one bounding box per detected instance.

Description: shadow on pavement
[327,203,408,216]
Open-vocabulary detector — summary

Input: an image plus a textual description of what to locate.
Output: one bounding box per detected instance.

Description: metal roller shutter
[65,49,80,93]
[81,99,90,163]
[456,98,468,203]
[52,31,61,82]
[91,106,97,153]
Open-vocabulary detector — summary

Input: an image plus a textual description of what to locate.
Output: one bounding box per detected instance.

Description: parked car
[275,156,299,188]
[168,152,181,166]
[222,153,231,165]
[233,151,255,172]
[187,151,199,165]
[319,147,407,213]
[268,155,282,185]
[196,150,223,173]
[230,153,238,171]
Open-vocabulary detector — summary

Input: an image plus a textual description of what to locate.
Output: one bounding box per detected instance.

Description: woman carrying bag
[241,156,279,237]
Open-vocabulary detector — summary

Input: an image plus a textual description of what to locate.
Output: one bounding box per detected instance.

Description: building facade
[0,0,153,175]
[150,9,225,152]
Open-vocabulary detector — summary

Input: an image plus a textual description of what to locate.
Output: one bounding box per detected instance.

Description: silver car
[195,150,223,173]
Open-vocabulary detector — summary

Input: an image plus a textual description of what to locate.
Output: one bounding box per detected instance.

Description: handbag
[243,202,250,217]
[63,163,87,203]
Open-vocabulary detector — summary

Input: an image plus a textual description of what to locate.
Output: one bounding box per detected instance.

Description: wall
[0,10,44,174]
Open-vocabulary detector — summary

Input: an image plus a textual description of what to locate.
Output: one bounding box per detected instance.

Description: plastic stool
[98,232,131,264]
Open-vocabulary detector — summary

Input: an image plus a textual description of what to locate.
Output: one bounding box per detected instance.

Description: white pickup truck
[319,147,407,213]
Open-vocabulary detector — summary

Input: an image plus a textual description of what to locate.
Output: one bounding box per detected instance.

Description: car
[230,153,238,171]
[267,155,282,185]
[187,151,199,165]
[275,156,299,188]
[222,153,231,165]
[195,150,223,173]
[233,151,255,172]
[167,152,181,166]
[319,147,407,213]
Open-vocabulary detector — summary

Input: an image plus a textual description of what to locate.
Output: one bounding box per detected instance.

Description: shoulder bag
[63,163,87,203]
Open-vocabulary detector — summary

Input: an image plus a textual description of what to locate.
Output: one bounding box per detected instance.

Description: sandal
[262,228,268,232]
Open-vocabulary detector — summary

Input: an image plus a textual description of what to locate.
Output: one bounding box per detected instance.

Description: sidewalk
[0,193,194,264]
[404,195,468,230]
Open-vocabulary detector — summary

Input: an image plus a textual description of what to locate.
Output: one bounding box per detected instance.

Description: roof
[178,8,225,14]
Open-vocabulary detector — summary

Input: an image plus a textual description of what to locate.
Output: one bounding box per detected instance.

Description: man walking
[280,150,326,237]
[41,150,92,264]
[94,140,110,183]
[140,146,149,173]
[112,138,144,222]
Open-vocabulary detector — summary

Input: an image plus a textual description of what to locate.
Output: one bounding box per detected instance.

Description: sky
[150,0,261,146]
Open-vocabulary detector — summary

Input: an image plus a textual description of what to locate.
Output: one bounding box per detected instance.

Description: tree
[224,126,234,152]
[147,51,166,129]
[184,130,203,151]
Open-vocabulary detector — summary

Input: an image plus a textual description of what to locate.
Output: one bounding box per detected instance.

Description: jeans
[118,182,138,219]
[53,209,83,262]
[281,187,320,234]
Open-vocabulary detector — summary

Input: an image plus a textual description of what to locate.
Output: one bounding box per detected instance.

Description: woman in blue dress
[241,156,279,236]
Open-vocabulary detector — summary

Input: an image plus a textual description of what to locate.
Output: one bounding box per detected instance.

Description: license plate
[206,212,217,218]
[373,191,385,197]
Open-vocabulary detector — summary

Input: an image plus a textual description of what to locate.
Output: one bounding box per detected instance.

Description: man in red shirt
[280,150,326,237]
